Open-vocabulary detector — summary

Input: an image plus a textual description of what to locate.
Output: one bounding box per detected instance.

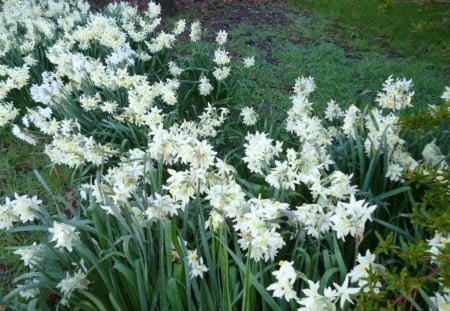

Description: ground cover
[0,0,448,309]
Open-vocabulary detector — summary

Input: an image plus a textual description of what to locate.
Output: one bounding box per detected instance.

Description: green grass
[175,1,448,114]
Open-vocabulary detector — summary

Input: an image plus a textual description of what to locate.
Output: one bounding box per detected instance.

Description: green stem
[220,228,231,311]
[242,245,252,311]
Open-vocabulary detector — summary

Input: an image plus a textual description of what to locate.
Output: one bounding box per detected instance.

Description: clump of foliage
[0,1,448,310]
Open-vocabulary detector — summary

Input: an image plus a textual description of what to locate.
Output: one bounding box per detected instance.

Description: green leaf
[332,235,347,282]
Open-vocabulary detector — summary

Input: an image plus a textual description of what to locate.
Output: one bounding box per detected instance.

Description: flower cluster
[0,194,42,229]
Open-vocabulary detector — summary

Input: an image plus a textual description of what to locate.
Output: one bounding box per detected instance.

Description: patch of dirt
[180,0,293,30]
[179,0,306,64]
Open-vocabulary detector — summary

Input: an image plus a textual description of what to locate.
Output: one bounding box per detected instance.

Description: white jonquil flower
[240,106,258,126]
[49,222,80,252]
[11,193,42,222]
[14,242,42,268]
[56,261,90,306]
[216,30,228,45]
[187,248,208,279]
[243,56,255,68]
[190,21,201,42]
[199,76,213,96]
[267,261,298,301]
[441,86,450,102]
[330,195,377,241]
[348,249,383,293]
[212,66,230,81]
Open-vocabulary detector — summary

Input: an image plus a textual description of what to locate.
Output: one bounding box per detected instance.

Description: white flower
[216,30,228,45]
[11,193,42,222]
[56,264,90,306]
[348,249,382,293]
[240,106,258,126]
[173,19,186,35]
[0,197,18,229]
[0,102,19,127]
[169,61,183,77]
[330,195,377,240]
[199,76,214,96]
[146,2,161,18]
[242,131,282,174]
[422,140,446,168]
[48,222,80,252]
[213,49,231,66]
[333,276,359,309]
[190,21,201,42]
[205,210,224,232]
[293,76,316,97]
[17,280,40,300]
[12,125,36,145]
[30,71,60,105]
[427,231,450,265]
[107,43,135,66]
[265,160,297,191]
[441,86,450,102]
[187,249,208,279]
[212,67,230,81]
[267,261,298,301]
[324,100,343,121]
[14,243,42,268]
[342,105,361,139]
[297,280,336,311]
[375,76,414,111]
[243,56,255,68]
[432,288,450,311]
[386,163,403,182]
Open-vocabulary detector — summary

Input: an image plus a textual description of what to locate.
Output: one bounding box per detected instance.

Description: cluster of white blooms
[427,231,450,265]
[234,198,288,262]
[240,106,258,126]
[243,56,255,68]
[199,76,214,96]
[17,280,40,300]
[0,194,42,229]
[145,192,183,221]
[190,20,201,42]
[14,243,43,268]
[0,65,30,101]
[0,101,19,127]
[324,100,343,121]
[375,76,414,111]
[30,72,60,105]
[266,261,298,301]
[243,131,283,174]
[48,222,80,252]
[107,43,135,67]
[83,148,148,209]
[362,107,417,182]
[431,288,450,311]
[197,103,229,137]
[45,132,116,168]
[422,140,447,168]
[342,104,361,139]
[330,195,377,241]
[216,30,228,45]
[348,250,383,293]
[56,261,90,306]
[187,248,208,279]
[267,261,361,310]
[441,86,450,102]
